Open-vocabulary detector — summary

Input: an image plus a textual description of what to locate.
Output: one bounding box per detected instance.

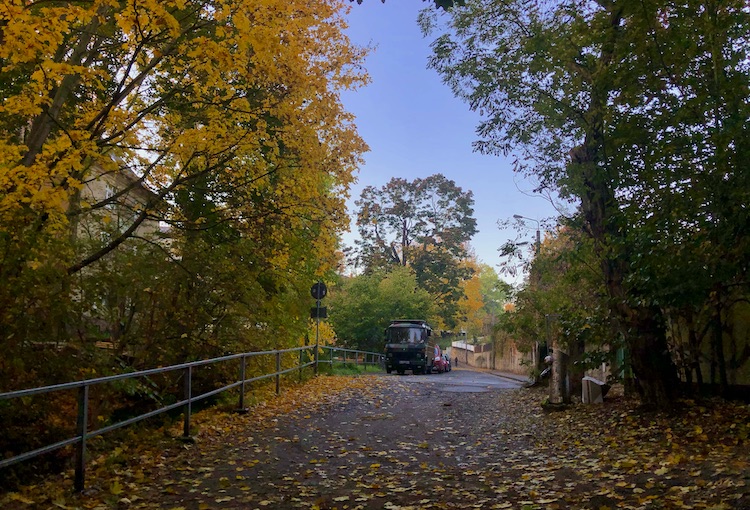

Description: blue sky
[339,1,563,276]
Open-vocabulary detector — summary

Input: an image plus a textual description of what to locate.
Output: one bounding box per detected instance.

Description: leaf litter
[1,375,748,509]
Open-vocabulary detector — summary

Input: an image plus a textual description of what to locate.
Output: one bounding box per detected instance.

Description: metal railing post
[314,344,319,375]
[275,351,281,395]
[238,355,247,413]
[183,366,192,438]
[74,384,89,492]
[299,348,303,383]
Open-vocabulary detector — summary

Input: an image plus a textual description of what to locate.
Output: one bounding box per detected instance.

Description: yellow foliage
[304,319,336,347]
[1,0,368,279]
[457,256,485,335]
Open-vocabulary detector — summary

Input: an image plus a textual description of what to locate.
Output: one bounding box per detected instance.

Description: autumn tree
[353,174,477,327]
[0,0,368,389]
[502,227,620,390]
[421,0,750,407]
[456,259,512,338]
[458,258,485,336]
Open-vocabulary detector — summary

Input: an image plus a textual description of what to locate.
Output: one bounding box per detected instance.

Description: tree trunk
[568,3,681,408]
[623,305,680,407]
[568,337,586,401]
[711,288,728,396]
[686,310,704,394]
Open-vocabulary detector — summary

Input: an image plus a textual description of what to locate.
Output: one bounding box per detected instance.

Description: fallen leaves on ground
[1,375,748,509]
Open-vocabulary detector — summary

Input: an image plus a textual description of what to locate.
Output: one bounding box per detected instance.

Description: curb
[487,372,532,385]
[465,367,531,385]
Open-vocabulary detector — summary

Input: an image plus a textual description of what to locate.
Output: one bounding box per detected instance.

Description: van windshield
[387,327,424,344]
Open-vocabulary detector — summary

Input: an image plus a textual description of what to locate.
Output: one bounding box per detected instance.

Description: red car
[432,354,449,373]
[443,354,452,372]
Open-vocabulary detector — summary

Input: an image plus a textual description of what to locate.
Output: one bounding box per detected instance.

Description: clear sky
[339,1,563,277]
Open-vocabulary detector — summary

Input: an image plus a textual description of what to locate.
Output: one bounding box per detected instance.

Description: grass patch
[319,362,384,376]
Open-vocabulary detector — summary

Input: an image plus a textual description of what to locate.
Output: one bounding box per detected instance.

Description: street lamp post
[513,214,541,254]
[460,330,468,365]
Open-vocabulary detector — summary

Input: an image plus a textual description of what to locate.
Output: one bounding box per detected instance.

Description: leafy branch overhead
[350,0,464,9]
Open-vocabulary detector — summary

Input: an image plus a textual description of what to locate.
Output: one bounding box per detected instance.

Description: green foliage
[423,0,750,406]
[320,362,383,377]
[477,264,512,330]
[328,266,436,352]
[353,174,477,326]
[499,228,619,379]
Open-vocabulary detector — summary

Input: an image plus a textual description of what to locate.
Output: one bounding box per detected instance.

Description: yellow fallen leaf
[10,493,35,504]
[110,480,123,496]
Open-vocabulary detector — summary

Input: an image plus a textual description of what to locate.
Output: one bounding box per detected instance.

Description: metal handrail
[0,345,383,491]
[0,348,298,401]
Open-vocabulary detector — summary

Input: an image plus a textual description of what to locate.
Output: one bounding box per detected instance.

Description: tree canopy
[0,0,368,389]
[353,174,477,327]
[422,0,750,406]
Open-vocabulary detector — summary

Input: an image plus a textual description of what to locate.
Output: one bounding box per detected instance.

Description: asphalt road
[116,369,531,509]
[393,367,525,392]
[27,370,529,510]
[8,370,749,509]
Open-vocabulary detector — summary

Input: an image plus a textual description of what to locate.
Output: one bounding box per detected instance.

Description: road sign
[310,282,327,300]
[310,306,328,319]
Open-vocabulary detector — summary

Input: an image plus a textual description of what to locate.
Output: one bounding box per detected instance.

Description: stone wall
[451,339,533,376]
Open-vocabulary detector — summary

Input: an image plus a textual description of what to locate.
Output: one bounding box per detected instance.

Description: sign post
[310,282,327,375]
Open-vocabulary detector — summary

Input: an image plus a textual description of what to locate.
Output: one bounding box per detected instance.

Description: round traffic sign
[311,282,327,300]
